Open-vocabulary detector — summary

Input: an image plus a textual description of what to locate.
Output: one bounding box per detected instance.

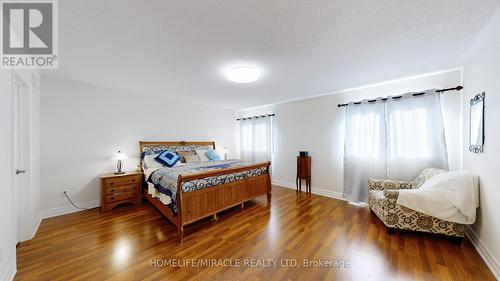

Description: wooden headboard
[139,141,216,169]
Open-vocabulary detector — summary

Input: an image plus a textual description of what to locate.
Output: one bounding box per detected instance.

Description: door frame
[11,70,38,242]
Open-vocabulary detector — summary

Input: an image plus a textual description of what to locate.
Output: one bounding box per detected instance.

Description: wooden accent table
[296,156,311,194]
[99,171,142,212]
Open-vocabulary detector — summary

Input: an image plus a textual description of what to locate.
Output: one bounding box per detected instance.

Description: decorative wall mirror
[469,92,485,153]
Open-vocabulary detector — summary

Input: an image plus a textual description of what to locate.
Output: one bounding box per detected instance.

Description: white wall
[39,76,237,214]
[237,70,462,198]
[462,5,500,278]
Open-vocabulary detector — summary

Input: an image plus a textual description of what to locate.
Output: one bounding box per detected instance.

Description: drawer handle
[110,182,114,186]
[132,179,136,182]
[110,189,115,193]
[111,197,114,200]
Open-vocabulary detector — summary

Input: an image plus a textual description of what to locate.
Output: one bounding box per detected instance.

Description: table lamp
[112,150,129,174]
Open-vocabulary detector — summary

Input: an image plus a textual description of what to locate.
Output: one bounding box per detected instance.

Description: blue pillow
[206,149,221,161]
[155,150,180,167]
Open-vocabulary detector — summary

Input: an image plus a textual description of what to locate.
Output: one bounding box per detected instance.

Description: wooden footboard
[143,161,272,242]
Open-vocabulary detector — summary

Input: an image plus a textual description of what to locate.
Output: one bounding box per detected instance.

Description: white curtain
[239,116,273,163]
[386,92,448,180]
[344,102,387,203]
[344,90,449,203]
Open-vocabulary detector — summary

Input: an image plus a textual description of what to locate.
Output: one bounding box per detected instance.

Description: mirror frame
[469,92,485,153]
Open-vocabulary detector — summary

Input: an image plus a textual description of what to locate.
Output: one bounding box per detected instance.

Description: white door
[12,77,31,243]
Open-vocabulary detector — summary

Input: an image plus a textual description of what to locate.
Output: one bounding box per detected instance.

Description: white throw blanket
[396,171,479,224]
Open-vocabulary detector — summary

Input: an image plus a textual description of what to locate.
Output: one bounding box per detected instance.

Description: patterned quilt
[147,160,267,215]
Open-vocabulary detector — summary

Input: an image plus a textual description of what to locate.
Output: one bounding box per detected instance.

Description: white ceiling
[47,0,499,109]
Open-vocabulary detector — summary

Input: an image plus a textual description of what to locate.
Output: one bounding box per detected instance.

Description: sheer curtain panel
[386,91,448,180]
[343,90,449,203]
[344,102,387,203]
[239,116,272,163]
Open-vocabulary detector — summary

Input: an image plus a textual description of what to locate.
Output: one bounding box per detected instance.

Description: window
[350,112,383,158]
[238,116,273,163]
[344,91,449,203]
[388,108,429,159]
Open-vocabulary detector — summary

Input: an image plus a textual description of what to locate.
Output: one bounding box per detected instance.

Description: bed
[140,141,272,242]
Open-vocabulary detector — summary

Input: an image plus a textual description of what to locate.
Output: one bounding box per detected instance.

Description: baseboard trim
[466,226,500,280]
[272,180,346,201]
[30,213,42,240]
[1,259,16,281]
[39,200,100,219]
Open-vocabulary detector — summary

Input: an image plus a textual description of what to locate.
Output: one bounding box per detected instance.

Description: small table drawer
[297,170,310,178]
[105,191,138,203]
[100,172,143,212]
[296,156,311,194]
[105,183,139,195]
[104,175,141,187]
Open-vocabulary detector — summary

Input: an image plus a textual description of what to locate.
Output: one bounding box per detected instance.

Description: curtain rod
[236,113,275,121]
[337,86,463,108]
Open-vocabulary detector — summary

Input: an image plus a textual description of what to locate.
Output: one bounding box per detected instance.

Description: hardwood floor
[16,186,494,281]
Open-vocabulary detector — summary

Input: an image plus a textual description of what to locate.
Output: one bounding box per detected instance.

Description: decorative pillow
[195,149,210,162]
[176,150,196,163]
[206,149,221,161]
[143,153,164,170]
[155,150,180,167]
[413,168,447,189]
[184,154,201,164]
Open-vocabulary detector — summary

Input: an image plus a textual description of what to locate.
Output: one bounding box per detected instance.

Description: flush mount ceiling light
[225,66,259,83]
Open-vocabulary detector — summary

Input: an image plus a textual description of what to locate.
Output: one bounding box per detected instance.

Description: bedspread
[148,160,267,214]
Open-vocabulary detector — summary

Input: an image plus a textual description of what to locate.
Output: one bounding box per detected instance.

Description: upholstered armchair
[368,168,466,244]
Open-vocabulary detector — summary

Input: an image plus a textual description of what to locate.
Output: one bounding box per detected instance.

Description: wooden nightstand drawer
[105,191,138,203]
[100,172,143,212]
[104,175,141,187]
[105,183,139,195]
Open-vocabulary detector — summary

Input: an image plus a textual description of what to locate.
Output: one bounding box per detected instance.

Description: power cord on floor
[63,191,90,210]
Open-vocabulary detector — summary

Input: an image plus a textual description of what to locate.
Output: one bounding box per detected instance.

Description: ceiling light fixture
[225,66,259,83]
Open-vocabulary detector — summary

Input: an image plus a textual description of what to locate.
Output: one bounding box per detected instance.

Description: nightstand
[99,171,142,212]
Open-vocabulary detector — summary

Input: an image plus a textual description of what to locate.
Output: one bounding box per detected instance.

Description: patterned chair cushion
[368,168,465,237]
[368,179,413,190]
[368,190,385,220]
[368,168,465,238]
[383,189,465,237]
[413,168,447,189]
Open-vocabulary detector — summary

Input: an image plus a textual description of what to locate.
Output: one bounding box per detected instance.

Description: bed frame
[139,141,271,242]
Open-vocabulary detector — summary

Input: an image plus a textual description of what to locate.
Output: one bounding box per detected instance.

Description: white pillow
[195,149,210,162]
[143,154,164,170]
[174,161,186,167]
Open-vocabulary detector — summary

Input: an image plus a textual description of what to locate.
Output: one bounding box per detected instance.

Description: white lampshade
[112,150,129,160]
